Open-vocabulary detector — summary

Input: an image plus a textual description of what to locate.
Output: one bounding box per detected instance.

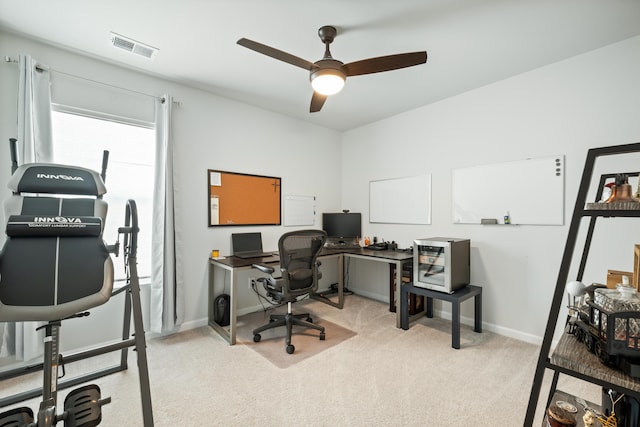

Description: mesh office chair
[251,229,327,354]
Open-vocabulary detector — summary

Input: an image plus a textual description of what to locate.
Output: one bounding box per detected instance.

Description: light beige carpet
[235,304,357,368]
[1,295,603,426]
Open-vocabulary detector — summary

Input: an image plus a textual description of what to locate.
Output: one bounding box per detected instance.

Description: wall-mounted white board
[370,175,431,224]
[452,155,564,225]
[283,195,315,226]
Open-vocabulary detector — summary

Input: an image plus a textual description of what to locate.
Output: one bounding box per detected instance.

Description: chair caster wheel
[286,344,295,354]
[319,332,326,341]
[253,334,261,342]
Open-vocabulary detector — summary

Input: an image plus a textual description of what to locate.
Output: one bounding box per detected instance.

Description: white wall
[1,29,639,351]
[0,31,342,351]
[341,35,640,343]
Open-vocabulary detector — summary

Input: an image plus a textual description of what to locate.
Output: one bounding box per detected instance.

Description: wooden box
[607,269,634,289]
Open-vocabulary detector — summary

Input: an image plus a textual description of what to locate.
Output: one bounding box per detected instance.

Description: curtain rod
[4,55,182,106]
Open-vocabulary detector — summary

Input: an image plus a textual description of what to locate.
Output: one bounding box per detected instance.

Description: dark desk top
[339,247,413,261]
[209,247,413,268]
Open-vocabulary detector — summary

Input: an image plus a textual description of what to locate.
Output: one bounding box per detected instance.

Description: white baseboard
[347,288,387,302]
[163,297,545,347]
[431,308,543,346]
[146,317,209,340]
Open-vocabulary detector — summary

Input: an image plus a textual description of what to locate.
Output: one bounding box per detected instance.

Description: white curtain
[17,54,53,164]
[0,54,53,360]
[150,94,182,333]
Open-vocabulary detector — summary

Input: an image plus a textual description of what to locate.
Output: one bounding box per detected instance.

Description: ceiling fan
[237,26,427,113]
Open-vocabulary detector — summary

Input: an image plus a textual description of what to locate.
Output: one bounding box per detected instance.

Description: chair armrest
[252,263,275,275]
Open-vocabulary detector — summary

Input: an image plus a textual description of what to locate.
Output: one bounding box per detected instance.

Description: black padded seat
[0,163,113,322]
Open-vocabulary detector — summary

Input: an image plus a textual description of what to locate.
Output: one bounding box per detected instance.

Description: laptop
[231,232,273,259]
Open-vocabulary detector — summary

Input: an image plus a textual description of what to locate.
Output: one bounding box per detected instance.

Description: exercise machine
[0,138,154,426]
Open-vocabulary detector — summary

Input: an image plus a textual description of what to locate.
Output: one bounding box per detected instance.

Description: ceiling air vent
[110,32,158,59]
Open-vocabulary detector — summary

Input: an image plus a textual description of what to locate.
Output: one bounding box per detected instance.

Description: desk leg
[400,286,409,330]
[337,254,344,309]
[311,254,345,309]
[452,300,460,349]
[208,263,236,345]
[208,262,214,328]
[474,292,482,333]
[228,270,237,345]
[394,261,404,328]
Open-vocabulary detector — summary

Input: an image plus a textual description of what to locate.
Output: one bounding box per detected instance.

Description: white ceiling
[1,0,640,131]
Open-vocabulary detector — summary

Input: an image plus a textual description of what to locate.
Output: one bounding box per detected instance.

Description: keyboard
[234,251,274,259]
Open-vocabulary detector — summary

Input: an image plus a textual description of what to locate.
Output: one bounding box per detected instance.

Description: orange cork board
[208,170,281,226]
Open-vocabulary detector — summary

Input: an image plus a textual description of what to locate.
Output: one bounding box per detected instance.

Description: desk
[400,283,482,349]
[339,249,413,328]
[208,248,412,345]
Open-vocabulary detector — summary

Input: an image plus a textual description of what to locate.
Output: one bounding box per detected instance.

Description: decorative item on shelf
[566,280,586,303]
[609,174,635,203]
[615,275,635,298]
[607,269,634,289]
[547,402,577,427]
[582,409,597,427]
[604,181,617,203]
[586,174,640,210]
[601,182,615,203]
[597,390,624,427]
[566,284,640,378]
[565,281,586,332]
[575,396,604,427]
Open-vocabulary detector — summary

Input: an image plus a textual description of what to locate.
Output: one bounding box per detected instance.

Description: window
[51,108,155,283]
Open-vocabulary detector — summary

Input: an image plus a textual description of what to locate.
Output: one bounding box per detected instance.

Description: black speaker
[213,294,230,326]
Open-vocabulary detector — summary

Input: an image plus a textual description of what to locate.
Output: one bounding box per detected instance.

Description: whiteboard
[370,175,431,224]
[452,155,564,225]
[283,195,315,226]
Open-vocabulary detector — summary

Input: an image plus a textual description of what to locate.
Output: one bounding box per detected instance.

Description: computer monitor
[322,212,362,242]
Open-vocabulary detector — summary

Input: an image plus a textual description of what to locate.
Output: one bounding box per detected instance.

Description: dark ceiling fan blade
[343,51,427,77]
[237,38,316,71]
[310,92,328,113]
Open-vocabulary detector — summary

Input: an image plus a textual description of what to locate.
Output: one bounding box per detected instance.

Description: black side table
[400,283,482,349]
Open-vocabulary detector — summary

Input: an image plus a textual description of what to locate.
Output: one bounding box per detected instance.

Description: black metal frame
[524,142,640,426]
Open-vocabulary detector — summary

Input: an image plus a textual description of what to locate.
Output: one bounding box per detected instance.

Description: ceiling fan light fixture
[238,25,426,112]
[311,69,345,95]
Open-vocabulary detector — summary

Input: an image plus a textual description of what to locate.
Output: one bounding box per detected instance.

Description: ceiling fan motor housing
[310,59,346,81]
[317,26,337,44]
